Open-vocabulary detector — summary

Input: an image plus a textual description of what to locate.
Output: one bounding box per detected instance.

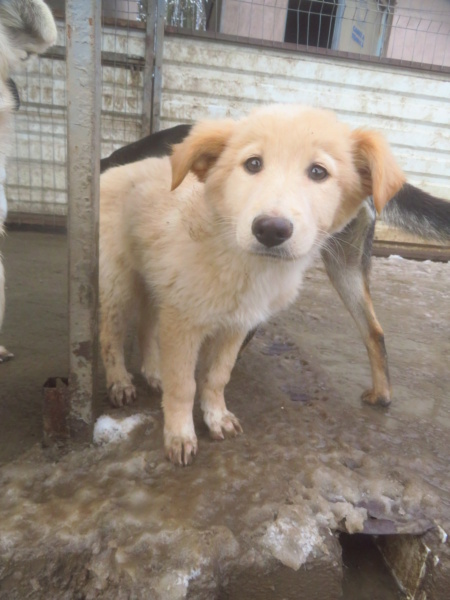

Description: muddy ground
[0,231,449,599]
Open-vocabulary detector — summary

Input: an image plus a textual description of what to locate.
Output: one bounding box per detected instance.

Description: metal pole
[65,0,101,441]
[142,1,157,136]
[152,0,165,133]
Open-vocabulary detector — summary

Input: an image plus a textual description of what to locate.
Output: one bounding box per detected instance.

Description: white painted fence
[5,28,450,220]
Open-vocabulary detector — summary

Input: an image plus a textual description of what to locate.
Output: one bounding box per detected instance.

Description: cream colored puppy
[100,104,405,465]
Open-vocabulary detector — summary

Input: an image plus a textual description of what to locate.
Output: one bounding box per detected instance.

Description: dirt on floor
[0,231,449,599]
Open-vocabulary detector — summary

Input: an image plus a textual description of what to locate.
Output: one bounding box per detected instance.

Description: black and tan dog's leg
[321,201,391,407]
[197,329,246,440]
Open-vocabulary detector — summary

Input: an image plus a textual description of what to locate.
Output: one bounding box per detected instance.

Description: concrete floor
[0,230,449,599]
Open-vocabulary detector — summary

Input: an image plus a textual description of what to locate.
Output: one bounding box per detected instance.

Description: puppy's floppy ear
[351,129,406,213]
[170,119,236,191]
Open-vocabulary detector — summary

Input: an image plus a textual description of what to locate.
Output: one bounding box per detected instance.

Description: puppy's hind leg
[100,270,136,406]
[136,281,161,393]
[197,328,246,440]
[321,200,391,407]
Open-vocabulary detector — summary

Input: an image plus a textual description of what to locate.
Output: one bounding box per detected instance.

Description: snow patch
[176,568,202,588]
[93,414,152,445]
[262,514,322,570]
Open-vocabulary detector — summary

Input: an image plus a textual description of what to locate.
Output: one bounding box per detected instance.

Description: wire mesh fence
[5,2,148,226]
[164,0,450,69]
[4,0,449,227]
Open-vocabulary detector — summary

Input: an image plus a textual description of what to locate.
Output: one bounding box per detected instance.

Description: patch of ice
[262,515,321,570]
[388,254,404,260]
[176,568,201,588]
[93,414,151,445]
[436,524,448,544]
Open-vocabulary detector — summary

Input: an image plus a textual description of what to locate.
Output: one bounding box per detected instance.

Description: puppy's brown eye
[308,164,328,182]
[244,156,263,174]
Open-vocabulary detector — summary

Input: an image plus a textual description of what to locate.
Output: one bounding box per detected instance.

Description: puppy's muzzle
[251,215,293,248]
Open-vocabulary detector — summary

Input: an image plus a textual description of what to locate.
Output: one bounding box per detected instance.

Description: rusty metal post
[141,1,157,136]
[65,0,101,441]
[151,0,165,133]
[141,0,164,135]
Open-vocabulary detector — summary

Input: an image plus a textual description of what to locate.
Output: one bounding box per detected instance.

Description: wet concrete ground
[0,231,449,599]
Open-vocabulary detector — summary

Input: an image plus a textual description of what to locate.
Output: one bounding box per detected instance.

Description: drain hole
[340,533,405,600]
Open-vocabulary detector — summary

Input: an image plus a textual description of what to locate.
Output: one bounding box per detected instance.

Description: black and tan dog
[100,121,450,412]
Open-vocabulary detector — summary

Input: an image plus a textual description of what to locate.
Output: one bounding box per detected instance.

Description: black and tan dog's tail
[382,183,450,243]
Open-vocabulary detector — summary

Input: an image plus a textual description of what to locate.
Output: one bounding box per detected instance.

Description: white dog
[99,105,405,465]
[0,0,57,361]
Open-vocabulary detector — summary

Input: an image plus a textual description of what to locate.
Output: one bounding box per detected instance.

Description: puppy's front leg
[159,307,204,466]
[197,329,246,441]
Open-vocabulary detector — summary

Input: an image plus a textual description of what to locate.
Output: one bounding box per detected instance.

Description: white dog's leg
[0,252,5,335]
[0,163,7,223]
[0,251,13,362]
[0,164,13,362]
[197,329,245,440]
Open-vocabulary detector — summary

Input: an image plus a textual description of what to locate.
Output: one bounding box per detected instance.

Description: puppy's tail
[382,183,450,243]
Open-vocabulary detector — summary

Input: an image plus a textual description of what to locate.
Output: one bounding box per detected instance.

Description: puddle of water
[340,534,405,600]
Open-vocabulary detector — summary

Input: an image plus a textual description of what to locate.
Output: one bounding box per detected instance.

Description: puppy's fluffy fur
[100,104,405,465]
[0,0,57,361]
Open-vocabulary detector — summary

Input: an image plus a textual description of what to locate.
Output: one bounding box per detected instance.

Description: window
[285,0,339,48]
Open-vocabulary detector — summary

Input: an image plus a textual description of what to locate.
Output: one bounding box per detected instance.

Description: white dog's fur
[0,0,57,361]
[100,104,405,465]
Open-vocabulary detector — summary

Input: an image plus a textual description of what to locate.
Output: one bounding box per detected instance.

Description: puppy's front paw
[108,380,136,407]
[164,430,198,466]
[204,408,243,441]
[361,389,391,407]
[0,346,14,363]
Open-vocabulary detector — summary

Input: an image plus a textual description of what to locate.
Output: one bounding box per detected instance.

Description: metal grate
[101,0,145,159]
[7,26,66,226]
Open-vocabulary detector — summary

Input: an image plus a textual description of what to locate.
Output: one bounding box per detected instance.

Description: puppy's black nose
[251,215,294,248]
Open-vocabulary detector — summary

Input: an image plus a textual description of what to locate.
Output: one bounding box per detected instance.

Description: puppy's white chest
[217,260,306,329]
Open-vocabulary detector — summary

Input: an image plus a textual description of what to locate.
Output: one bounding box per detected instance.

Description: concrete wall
[5,26,450,219]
